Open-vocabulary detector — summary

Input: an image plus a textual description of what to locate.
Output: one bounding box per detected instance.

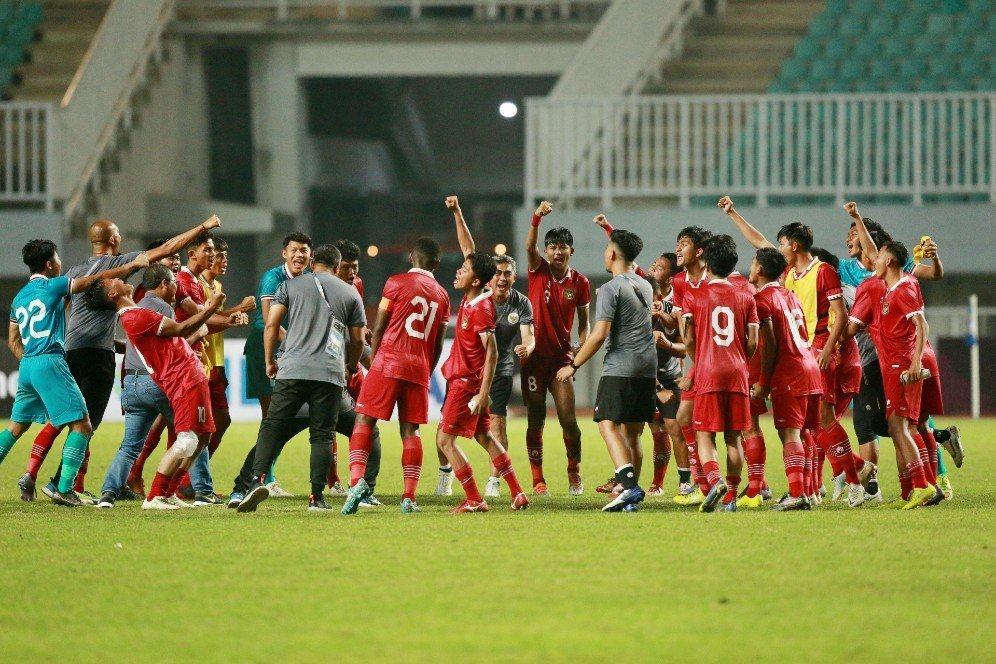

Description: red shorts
[355,365,429,424]
[692,391,751,433]
[836,358,861,398]
[209,366,229,413]
[919,347,944,419]
[170,379,215,434]
[818,358,838,405]
[883,370,922,422]
[439,378,490,439]
[681,386,696,401]
[520,356,568,396]
[749,396,768,417]
[771,392,821,430]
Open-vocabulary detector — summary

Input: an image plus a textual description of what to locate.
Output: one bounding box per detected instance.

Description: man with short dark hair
[557,227,655,513]
[238,244,366,512]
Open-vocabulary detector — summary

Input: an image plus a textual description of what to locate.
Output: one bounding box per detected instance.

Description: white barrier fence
[176,0,610,21]
[526,92,996,208]
[0,102,53,208]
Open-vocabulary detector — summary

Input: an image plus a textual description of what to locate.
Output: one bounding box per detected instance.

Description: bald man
[19,215,222,504]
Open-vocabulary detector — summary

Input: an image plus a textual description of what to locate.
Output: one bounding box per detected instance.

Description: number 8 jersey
[11,275,71,357]
[372,268,451,388]
[682,278,759,395]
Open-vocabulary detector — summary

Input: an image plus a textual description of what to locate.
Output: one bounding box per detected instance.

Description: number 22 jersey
[372,268,451,388]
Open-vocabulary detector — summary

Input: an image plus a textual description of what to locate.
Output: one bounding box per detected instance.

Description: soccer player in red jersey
[670,225,712,506]
[847,240,937,510]
[748,248,824,511]
[433,196,529,513]
[342,237,451,515]
[682,234,759,512]
[523,201,590,496]
[82,275,227,510]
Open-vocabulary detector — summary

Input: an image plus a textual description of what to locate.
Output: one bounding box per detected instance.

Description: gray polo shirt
[595,273,657,379]
[494,289,534,377]
[124,292,174,372]
[272,271,366,386]
[654,294,682,382]
[65,251,142,352]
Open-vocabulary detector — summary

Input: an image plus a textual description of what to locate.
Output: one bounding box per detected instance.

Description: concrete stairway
[645,0,825,95]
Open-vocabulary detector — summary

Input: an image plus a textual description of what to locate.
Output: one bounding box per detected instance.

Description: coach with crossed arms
[237,244,366,512]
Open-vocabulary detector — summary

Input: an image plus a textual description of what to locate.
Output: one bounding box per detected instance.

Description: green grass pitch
[0,416,992,661]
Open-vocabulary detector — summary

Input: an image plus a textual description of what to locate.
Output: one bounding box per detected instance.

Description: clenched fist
[843,201,860,218]
[593,214,610,228]
[535,201,553,217]
[718,196,734,214]
[203,214,221,230]
[445,196,460,211]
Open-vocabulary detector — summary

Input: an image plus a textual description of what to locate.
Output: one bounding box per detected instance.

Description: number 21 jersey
[372,268,451,388]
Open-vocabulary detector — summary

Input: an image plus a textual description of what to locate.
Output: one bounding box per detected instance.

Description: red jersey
[670,269,706,314]
[682,279,759,395]
[849,275,923,371]
[175,267,205,317]
[782,258,843,351]
[754,283,822,395]
[527,259,590,361]
[442,289,496,385]
[729,271,761,380]
[372,268,450,388]
[354,275,364,299]
[118,306,207,392]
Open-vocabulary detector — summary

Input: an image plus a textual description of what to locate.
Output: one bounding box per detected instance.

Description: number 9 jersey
[11,275,71,357]
[370,268,451,388]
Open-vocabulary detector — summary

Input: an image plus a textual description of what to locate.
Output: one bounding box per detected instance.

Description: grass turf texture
[0,416,992,661]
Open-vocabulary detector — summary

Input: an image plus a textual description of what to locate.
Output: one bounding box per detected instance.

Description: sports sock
[802,432,814,495]
[677,467,691,484]
[167,471,187,497]
[921,429,939,481]
[564,431,581,474]
[526,428,544,485]
[818,425,860,484]
[494,452,523,496]
[907,459,928,490]
[147,472,171,500]
[651,430,670,486]
[27,423,61,479]
[744,435,765,498]
[0,429,16,465]
[455,464,482,502]
[683,426,707,489]
[702,459,721,492]
[401,435,422,500]
[911,433,936,486]
[936,446,948,475]
[614,463,637,490]
[439,464,452,473]
[56,431,89,494]
[129,420,165,481]
[72,446,91,493]
[723,475,739,504]
[267,460,278,485]
[816,446,828,486]
[898,469,913,500]
[348,423,373,486]
[783,441,805,498]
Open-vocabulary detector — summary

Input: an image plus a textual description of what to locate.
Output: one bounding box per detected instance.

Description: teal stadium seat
[794,39,821,60]
[809,14,837,39]
[840,15,867,36]
[929,59,959,79]
[899,57,928,80]
[959,57,985,79]
[852,37,880,60]
[884,0,911,15]
[851,0,881,16]
[867,15,895,38]
[943,36,970,57]
[914,36,942,57]
[810,59,839,83]
[927,14,956,35]
[853,78,884,92]
[823,36,851,62]
[897,14,923,37]
[883,39,909,59]
[971,36,992,56]
[824,0,849,17]
[869,59,898,81]
[839,59,866,83]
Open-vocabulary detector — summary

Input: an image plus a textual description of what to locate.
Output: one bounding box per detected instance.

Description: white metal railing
[526,92,996,208]
[0,103,53,209]
[176,0,610,21]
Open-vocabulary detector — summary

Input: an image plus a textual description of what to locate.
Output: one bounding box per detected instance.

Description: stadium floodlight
[494,243,507,254]
[499,101,518,118]
[366,245,379,257]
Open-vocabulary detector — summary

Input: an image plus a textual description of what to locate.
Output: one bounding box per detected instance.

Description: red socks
[166,471,187,497]
[401,435,422,500]
[744,435,765,498]
[906,459,928,490]
[651,430,670,486]
[27,422,61,479]
[72,446,91,493]
[147,472,171,500]
[802,431,815,495]
[683,426,707,490]
[817,424,860,484]
[348,423,373,486]
[455,464,482,502]
[724,475,739,504]
[913,432,937,485]
[701,459,721,493]
[783,441,805,498]
[493,452,524,496]
[526,428,544,485]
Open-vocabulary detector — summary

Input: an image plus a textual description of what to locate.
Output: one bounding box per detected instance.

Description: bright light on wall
[366,245,379,257]
[494,243,507,254]
[499,101,518,119]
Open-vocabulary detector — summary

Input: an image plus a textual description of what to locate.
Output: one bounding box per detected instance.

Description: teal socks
[57,431,89,493]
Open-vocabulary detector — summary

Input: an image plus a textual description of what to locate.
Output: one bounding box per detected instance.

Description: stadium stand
[0,1,44,99]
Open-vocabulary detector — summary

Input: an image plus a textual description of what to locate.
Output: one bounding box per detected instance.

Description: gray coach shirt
[124,292,175,373]
[272,271,365,386]
[494,289,534,377]
[65,251,143,352]
[595,273,657,379]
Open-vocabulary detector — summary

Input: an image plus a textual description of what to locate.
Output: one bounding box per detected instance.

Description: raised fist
[133,253,151,269]
[445,196,460,211]
[535,201,553,217]
[203,214,221,230]
[843,201,859,217]
[238,295,256,312]
[210,291,227,309]
[718,196,734,214]
[593,214,610,228]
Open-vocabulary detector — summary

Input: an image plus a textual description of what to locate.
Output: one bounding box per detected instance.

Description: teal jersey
[10,275,71,358]
[252,264,294,330]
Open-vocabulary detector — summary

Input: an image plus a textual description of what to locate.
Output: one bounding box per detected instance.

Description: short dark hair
[777,222,813,252]
[412,237,440,264]
[880,240,909,268]
[467,251,497,285]
[544,227,574,248]
[703,234,738,278]
[22,239,57,273]
[146,238,168,251]
[812,247,839,270]
[659,251,683,275]
[212,235,228,253]
[755,247,787,280]
[143,263,174,292]
[610,229,644,263]
[314,244,342,268]
[677,226,711,249]
[333,239,360,262]
[283,232,313,249]
[187,231,213,251]
[82,279,115,312]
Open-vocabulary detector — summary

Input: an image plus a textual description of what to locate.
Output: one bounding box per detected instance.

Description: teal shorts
[244,328,273,399]
[11,353,89,427]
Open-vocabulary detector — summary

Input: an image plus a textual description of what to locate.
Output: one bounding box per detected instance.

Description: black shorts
[853,361,888,444]
[655,375,682,420]
[66,348,116,430]
[490,374,514,417]
[594,376,656,424]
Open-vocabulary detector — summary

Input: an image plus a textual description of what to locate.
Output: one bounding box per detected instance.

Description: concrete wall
[0,211,63,277]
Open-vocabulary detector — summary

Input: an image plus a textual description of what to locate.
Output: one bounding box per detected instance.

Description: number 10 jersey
[372,268,451,388]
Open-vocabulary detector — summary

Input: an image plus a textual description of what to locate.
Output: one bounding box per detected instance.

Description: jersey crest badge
[461,317,469,330]
[507,311,519,325]
[564,288,576,301]
[882,301,890,315]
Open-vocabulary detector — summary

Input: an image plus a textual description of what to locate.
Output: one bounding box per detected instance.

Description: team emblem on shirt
[564,288,576,301]
[461,317,469,329]
[882,301,890,315]
[508,311,519,325]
